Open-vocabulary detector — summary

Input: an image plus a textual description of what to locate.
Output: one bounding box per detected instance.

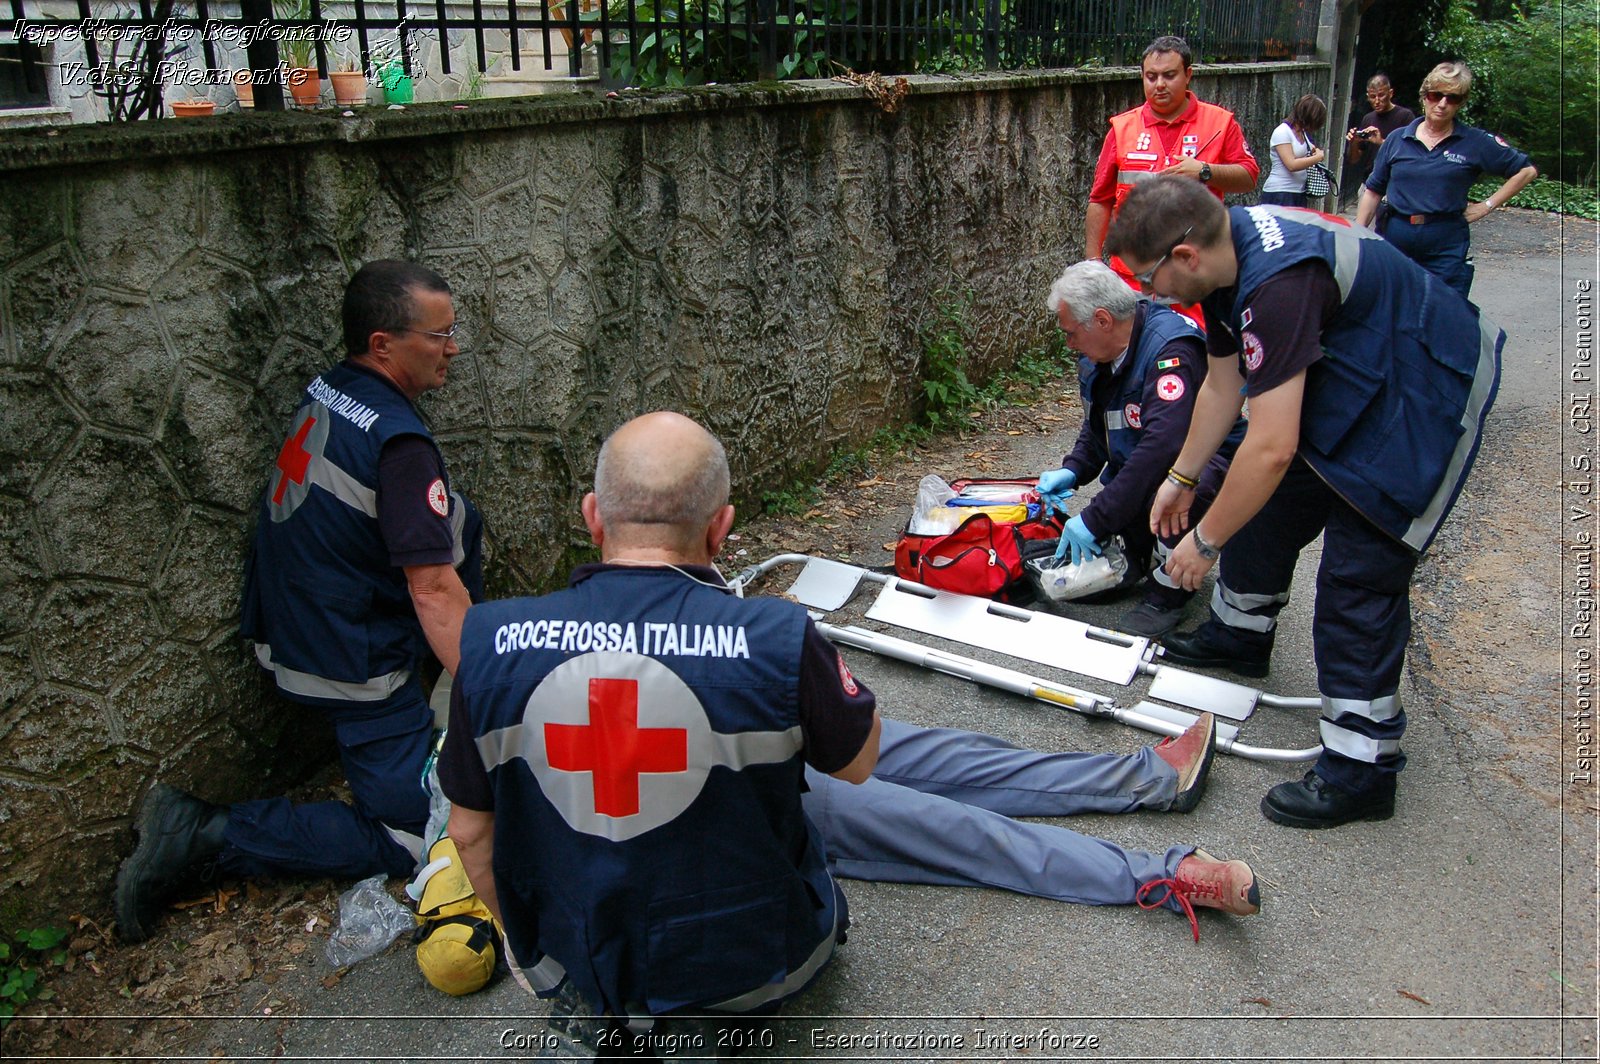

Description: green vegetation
[1433,0,1598,189]
[0,926,68,1025]
[1470,174,1599,219]
[919,288,984,431]
[599,0,837,87]
[759,292,1075,517]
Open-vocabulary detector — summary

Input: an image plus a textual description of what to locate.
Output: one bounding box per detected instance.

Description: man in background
[1085,35,1259,322]
[1343,73,1415,202]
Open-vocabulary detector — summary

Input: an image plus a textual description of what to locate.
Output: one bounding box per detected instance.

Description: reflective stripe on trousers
[1209,581,1291,632]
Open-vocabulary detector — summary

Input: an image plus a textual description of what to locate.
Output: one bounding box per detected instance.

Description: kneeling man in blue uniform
[1105,177,1501,828]
[1036,260,1246,637]
[440,412,1260,1041]
[116,261,483,941]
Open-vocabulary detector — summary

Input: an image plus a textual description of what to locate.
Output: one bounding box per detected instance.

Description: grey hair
[1047,260,1140,323]
[593,416,730,533]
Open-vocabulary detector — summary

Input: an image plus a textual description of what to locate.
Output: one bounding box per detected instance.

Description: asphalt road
[185,209,1598,1063]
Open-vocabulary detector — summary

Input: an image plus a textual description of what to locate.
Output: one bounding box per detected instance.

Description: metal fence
[6,0,1320,117]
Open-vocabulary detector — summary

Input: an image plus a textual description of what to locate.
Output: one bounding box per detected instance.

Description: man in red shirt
[1086,36,1260,315]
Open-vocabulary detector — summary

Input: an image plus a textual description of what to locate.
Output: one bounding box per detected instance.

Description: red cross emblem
[545,678,688,818]
[1155,373,1185,402]
[1124,402,1143,429]
[273,415,317,505]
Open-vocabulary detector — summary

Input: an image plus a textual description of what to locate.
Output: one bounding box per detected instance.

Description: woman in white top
[1261,94,1328,207]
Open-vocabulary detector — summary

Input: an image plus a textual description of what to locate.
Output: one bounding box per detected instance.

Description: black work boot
[1260,770,1397,829]
[1159,626,1272,679]
[115,784,231,942]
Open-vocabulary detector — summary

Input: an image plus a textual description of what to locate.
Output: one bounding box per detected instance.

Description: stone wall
[0,62,1326,920]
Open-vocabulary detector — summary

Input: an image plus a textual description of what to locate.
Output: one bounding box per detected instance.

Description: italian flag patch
[1156,357,1181,370]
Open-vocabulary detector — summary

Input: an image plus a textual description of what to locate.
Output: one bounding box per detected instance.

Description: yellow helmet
[412,835,499,996]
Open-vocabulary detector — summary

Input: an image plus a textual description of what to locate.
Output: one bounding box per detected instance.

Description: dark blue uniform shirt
[1365,119,1530,216]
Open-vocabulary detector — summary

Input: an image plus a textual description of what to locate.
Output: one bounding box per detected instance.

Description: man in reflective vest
[115,261,483,942]
[441,413,1260,1047]
[1036,260,1246,637]
[1106,176,1502,828]
[1085,35,1259,325]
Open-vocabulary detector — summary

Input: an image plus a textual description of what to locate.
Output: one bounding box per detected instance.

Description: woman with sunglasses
[1356,61,1537,298]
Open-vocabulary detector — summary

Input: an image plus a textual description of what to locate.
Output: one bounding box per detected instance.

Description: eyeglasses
[401,323,460,342]
[1130,225,1193,286]
[1423,91,1464,105]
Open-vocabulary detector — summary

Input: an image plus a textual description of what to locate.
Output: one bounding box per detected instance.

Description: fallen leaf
[882,542,897,551]
[1398,989,1432,1005]
[856,478,885,488]
[1006,430,1023,436]
[1240,997,1272,1007]
[322,973,342,990]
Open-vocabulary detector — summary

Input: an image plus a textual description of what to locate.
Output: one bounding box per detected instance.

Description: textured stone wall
[0,63,1325,919]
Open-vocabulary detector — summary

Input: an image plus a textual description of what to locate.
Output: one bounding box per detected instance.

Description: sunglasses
[1423,90,1465,105]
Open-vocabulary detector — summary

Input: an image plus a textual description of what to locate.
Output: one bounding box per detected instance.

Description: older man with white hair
[1036,261,1246,638]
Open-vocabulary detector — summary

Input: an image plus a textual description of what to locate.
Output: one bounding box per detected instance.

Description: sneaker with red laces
[1152,712,1216,813]
[1136,848,1261,941]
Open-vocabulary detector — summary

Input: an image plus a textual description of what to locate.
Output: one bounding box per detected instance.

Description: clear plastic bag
[323,875,417,968]
[907,474,960,534]
[1027,540,1129,602]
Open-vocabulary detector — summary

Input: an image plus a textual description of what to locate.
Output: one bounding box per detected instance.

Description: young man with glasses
[1106,175,1503,829]
[116,261,485,942]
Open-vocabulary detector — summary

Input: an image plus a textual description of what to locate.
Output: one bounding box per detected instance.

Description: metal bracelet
[1192,526,1221,560]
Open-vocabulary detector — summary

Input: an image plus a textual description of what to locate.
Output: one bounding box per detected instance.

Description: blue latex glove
[1036,468,1077,518]
[1054,514,1104,566]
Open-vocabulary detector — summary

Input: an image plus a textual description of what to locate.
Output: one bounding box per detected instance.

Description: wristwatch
[1198,162,1213,184]
[1191,526,1221,560]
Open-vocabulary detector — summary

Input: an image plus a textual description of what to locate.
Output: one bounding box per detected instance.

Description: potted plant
[368,36,413,104]
[329,48,369,106]
[275,0,322,107]
[232,68,254,109]
[171,97,216,116]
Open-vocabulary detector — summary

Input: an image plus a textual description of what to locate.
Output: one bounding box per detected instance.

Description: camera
[1355,130,1373,140]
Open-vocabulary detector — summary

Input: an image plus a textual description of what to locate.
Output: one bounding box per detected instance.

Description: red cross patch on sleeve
[426,478,450,517]
[1242,330,1265,372]
[836,652,859,696]
[1155,374,1185,402]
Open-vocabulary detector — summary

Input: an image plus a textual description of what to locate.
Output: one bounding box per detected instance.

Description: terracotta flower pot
[233,70,254,108]
[171,99,216,117]
[330,70,369,106]
[286,67,322,108]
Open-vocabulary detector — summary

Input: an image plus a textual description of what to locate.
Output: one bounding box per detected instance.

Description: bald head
[588,411,732,558]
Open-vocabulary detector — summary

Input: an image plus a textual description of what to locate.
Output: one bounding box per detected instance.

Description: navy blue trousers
[1382,214,1473,299]
[1196,459,1417,792]
[220,686,435,878]
[223,496,486,879]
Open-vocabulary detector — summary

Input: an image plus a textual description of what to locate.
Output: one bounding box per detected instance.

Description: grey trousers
[802,718,1192,909]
